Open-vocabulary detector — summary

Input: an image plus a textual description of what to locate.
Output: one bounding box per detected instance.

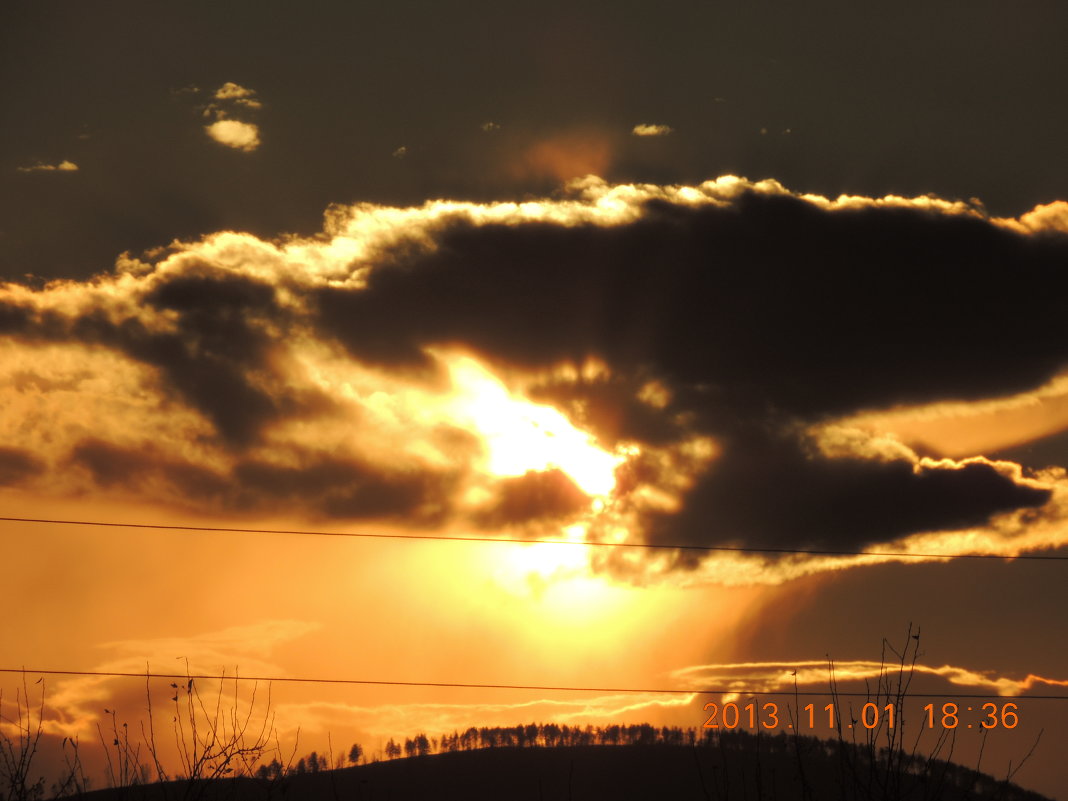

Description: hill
[70,734,1053,801]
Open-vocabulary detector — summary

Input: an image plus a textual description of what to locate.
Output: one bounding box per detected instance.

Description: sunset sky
[3,1,1068,798]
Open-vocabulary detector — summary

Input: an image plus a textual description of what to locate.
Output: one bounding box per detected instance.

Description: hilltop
[70,732,1052,801]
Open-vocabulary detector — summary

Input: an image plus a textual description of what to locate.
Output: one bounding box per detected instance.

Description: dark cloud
[0,446,43,486]
[70,440,234,508]
[316,194,1068,424]
[68,439,586,530]
[69,439,461,525]
[2,269,314,447]
[630,431,1051,567]
[133,271,291,445]
[233,458,458,524]
[71,439,155,487]
[0,300,33,333]
[527,374,685,448]
[476,469,589,529]
[312,191,1068,553]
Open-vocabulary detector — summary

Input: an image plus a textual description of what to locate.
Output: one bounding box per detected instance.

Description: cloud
[214,81,255,101]
[19,620,319,740]
[597,436,1051,575]
[631,123,673,137]
[16,160,78,173]
[194,82,263,150]
[996,200,1068,235]
[205,119,261,152]
[0,446,43,485]
[319,179,1064,421]
[274,692,695,740]
[475,469,590,529]
[102,619,322,662]
[209,82,263,110]
[670,659,1068,698]
[2,177,1068,579]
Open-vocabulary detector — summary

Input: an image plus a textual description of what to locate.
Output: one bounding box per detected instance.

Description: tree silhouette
[413,734,430,757]
[347,743,362,766]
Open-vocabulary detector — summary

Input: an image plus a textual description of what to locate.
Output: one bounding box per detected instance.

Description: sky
[2,0,1068,798]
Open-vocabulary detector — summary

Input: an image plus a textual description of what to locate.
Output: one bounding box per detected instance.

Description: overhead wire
[2,516,1067,561]
[1,667,1065,700]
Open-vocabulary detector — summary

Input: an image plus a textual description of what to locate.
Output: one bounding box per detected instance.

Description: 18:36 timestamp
[703,701,1020,731]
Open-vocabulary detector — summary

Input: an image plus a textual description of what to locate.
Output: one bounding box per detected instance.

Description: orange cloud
[995,200,1068,235]
[205,119,261,152]
[214,81,256,101]
[274,692,696,742]
[820,374,1068,459]
[16,160,79,173]
[631,123,673,137]
[671,659,1068,698]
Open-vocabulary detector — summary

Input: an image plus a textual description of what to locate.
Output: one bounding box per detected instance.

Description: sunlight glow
[490,530,639,625]
[443,354,625,497]
[506,524,592,577]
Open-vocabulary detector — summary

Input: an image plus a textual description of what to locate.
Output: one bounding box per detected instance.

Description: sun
[442,353,626,498]
[431,352,636,597]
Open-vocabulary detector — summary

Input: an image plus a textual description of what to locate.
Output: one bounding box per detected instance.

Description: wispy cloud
[2,620,319,739]
[16,160,79,173]
[214,81,260,104]
[670,659,1068,698]
[274,692,696,739]
[631,123,673,137]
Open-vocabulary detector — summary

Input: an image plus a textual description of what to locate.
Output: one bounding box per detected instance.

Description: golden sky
[3,4,1068,795]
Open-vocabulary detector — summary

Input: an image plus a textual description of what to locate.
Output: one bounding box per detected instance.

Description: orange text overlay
[702,701,1021,732]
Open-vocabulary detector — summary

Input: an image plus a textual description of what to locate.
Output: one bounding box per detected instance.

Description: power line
[2,668,1066,700]
[2,516,1066,561]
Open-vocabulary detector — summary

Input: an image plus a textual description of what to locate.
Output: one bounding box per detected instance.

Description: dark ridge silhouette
[68,730,1052,801]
